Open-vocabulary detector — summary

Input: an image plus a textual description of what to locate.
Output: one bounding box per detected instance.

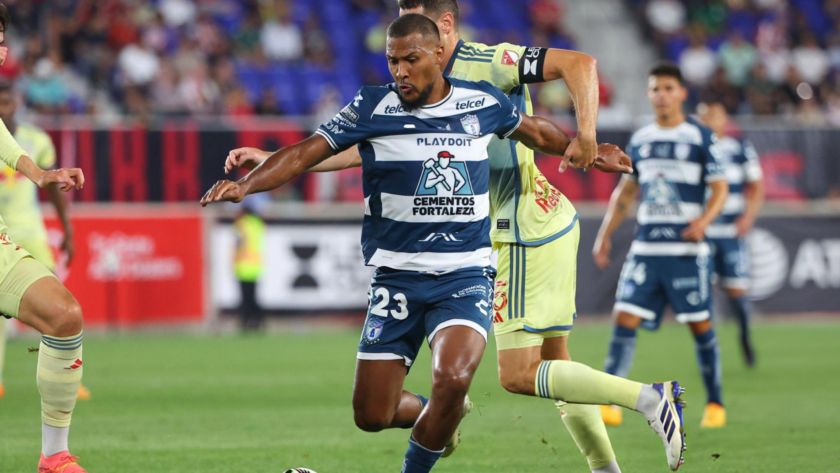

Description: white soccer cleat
[646,381,686,471]
[441,394,473,458]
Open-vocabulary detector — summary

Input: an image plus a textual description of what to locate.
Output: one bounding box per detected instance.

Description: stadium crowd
[0,0,582,120]
[631,0,840,123]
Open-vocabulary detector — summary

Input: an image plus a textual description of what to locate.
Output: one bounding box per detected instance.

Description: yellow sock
[536,360,642,410]
[557,402,617,470]
[38,333,83,428]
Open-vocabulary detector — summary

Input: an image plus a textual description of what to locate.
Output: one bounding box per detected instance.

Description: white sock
[634,385,661,419]
[42,424,69,457]
[593,459,622,473]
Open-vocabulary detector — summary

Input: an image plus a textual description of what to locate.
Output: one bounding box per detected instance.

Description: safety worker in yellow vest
[233,204,265,331]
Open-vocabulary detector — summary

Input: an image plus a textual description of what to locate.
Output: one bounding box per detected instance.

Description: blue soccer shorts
[709,237,749,290]
[357,266,495,368]
[613,251,712,331]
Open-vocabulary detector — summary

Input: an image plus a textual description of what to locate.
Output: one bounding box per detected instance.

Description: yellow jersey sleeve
[0,118,27,170]
[488,43,527,94]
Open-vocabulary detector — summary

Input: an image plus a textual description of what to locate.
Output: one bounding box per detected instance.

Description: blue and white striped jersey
[316,78,522,273]
[705,136,763,239]
[625,117,726,256]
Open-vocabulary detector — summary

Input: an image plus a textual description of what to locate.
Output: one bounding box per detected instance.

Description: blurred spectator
[530,0,565,37]
[646,0,687,35]
[745,64,777,115]
[179,63,221,115]
[160,0,198,28]
[151,60,186,115]
[702,67,742,114]
[718,31,758,87]
[261,10,303,62]
[255,89,281,115]
[23,57,69,114]
[224,88,255,116]
[792,34,829,86]
[118,43,160,88]
[680,30,717,87]
[303,14,333,66]
[827,33,840,70]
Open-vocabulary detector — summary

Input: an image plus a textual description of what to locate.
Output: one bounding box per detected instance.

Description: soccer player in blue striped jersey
[594,63,730,429]
[698,102,765,368]
[204,15,686,473]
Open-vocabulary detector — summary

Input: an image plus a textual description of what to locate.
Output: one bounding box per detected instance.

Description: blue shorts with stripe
[614,252,712,330]
[709,237,749,290]
[357,266,495,368]
[491,221,579,337]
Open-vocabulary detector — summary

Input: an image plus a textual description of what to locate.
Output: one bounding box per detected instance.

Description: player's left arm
[0,120,83,191]
[736,141,765,236]
[38,138,75,262]
[542,49,599,169]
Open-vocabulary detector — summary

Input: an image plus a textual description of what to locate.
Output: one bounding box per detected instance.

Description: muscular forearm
[14,155,45,184]
[598,179,637,240]
[544,49,599,139]
[239,135,334,195]
[513,115,571,156]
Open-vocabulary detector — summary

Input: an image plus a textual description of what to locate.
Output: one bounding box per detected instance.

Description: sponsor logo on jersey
[452,284,488,299]
[383,104,406,114]
[523,47,542,77]
[455,98,486,110]
[644,175,682,218]
[496,219,510,230]
[672,277,699,289]
[411,151,476,216]
[675,143,691,160]
[501,50,520,65]
[460,114,481,136]
[419,233,462,242]
[534,175,564,213]
[650,227,679,239]
[353,92,363,107]
[417,137,473,147]
[340,105,359,122]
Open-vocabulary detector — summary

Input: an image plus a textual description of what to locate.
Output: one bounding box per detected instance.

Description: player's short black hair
[649,61,684,85]
[387,13,441,43]
[0,3,10,31]
[397,0,459,25]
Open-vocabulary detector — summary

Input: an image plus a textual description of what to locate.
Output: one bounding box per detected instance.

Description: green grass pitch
[1,322,837,472]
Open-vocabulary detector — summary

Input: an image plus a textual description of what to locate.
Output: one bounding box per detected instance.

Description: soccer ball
[283,469,318,473]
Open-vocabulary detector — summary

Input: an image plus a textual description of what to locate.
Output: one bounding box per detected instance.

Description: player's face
[698,103,728,134]
[647,76,687,117]
[386,33,444,109]
[0,90,15,123]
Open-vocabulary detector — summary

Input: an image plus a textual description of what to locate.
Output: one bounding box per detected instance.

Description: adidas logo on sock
[64,359,83,370]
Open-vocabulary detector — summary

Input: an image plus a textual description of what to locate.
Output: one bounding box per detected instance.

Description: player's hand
[61,232,75,265]
[593,237,612,269]
[225,147,271,174]
[0,47,8,67]
[734,215,755,237]
[37,168,85,192]
[200,180,246,207]
[595,144,634,174]
[682,218,709,242]
[563,136,598,171]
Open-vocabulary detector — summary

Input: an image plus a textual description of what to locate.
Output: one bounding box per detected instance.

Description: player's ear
[437,12,454,37]
[435,44,444,64]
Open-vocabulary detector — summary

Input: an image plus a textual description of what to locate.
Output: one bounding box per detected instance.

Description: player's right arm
[0,119,83,192]
[593,176,639,269]
[224,146,362,174]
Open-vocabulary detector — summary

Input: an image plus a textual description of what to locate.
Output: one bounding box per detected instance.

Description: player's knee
[49,299,84,337]
[433,367,473,398]
[353,408,392,433]
[499,371,533,396]
[725,287,746,299]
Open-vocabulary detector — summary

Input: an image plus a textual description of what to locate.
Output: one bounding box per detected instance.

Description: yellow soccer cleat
[600,404,623,426]
[77,385,91,401]
[441,394,472,458]
[700,402,726,428]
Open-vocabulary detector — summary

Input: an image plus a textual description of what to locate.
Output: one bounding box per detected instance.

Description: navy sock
[728,296,751,340]
[401,436,444,473]
[413,393,429,409]
[604,325,637,378]
[694,328,723,405]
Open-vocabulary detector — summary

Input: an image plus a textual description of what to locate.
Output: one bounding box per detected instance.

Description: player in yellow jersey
[0,82,91,403]
[0,5,90,472]
[220,1,689,471]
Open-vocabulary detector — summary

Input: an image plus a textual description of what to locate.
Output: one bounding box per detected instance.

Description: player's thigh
[17,268,81,337]
[18,239,56,272]
[719,238,750,293]
[664,253,712,325]
[614,253,667,328]
[429,325,485,393]
[352,358,409,418]
[492,230,577,339]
